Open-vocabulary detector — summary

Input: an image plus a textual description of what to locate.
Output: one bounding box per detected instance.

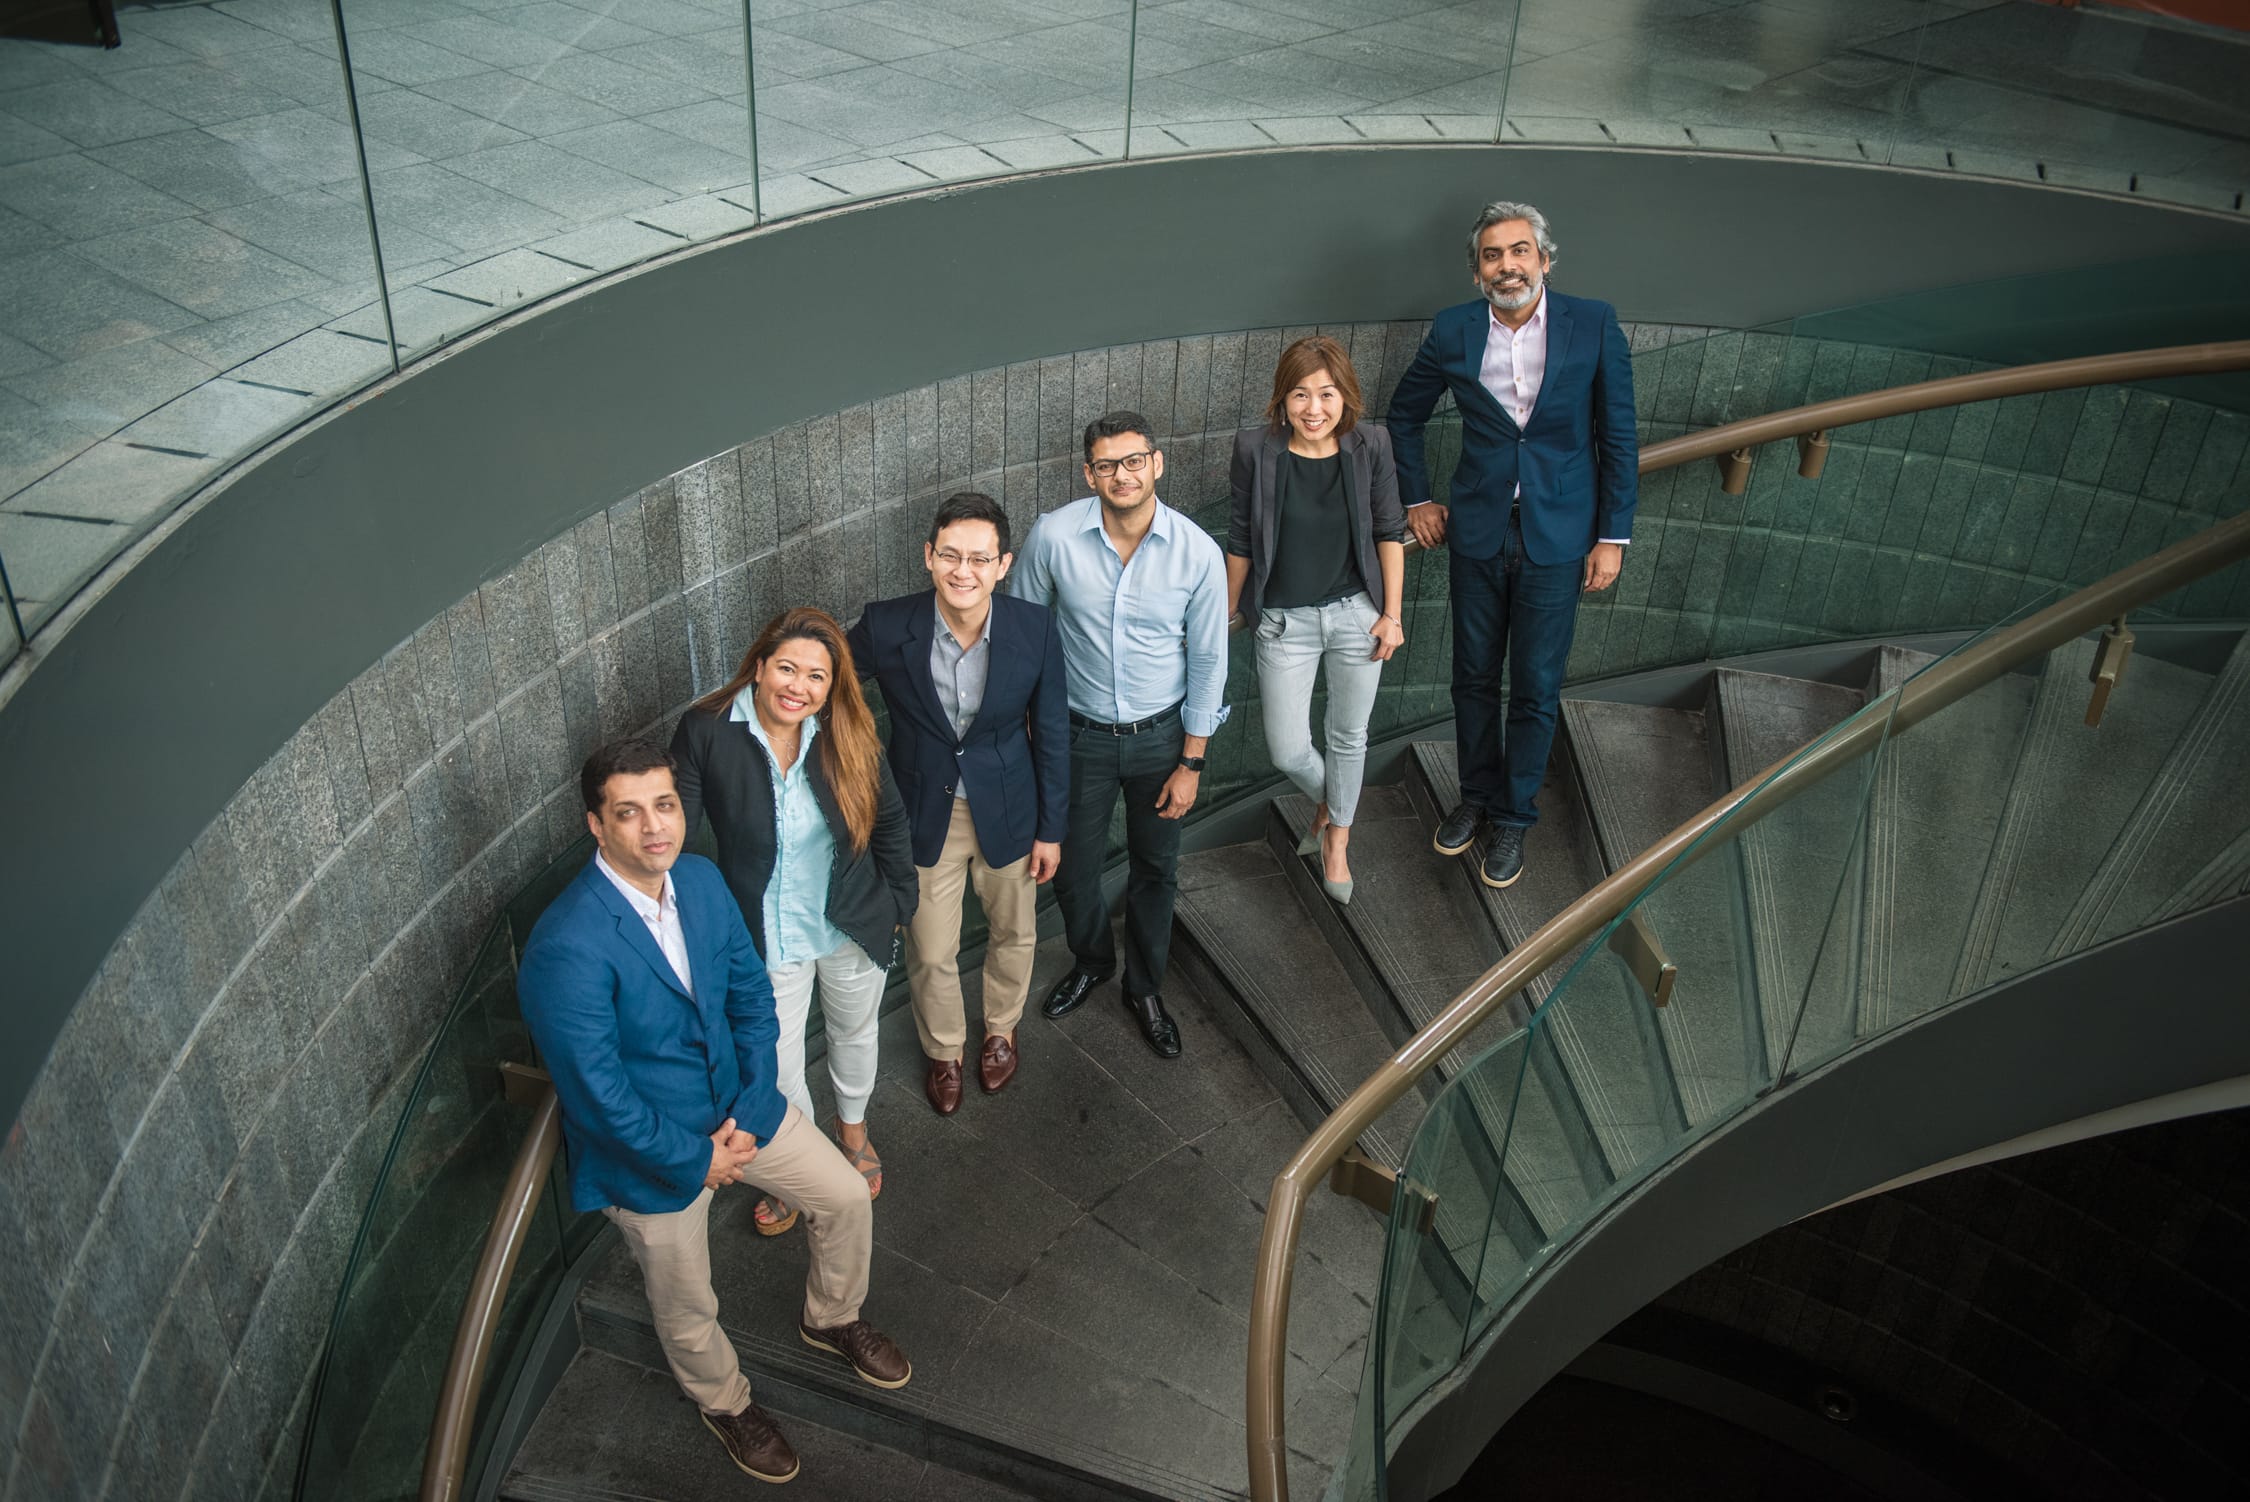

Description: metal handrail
[420,1082,562,1502]
[1243,340,2250,1502]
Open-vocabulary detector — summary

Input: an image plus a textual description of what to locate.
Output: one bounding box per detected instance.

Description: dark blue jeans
[1449,519,1582,828]
[1054,717,1187,999]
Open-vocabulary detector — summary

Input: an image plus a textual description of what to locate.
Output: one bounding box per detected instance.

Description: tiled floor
[1,0,2244,638]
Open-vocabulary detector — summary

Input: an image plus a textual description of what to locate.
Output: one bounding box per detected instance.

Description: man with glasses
[1012,412,1229,1059]
[847,492,1069,1113]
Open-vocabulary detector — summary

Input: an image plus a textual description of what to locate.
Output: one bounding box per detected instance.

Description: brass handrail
[420,1082,562,1502]
[1243,343,2250,1502]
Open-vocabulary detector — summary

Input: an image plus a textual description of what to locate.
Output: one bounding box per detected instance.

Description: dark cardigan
[669,705,918,968]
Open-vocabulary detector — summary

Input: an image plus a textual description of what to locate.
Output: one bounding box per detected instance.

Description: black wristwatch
[1177,755,1207,773]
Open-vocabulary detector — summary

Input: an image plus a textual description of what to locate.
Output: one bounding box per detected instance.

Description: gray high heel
[1322,875,1354,905]
[1296,826,1322,856]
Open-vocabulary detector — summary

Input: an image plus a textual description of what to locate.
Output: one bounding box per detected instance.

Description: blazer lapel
[1458,305,1518,436]
[898,592,960,740]
[1531,293,1576,432]
[1259,429,1283,561]
[584,865,694,1003]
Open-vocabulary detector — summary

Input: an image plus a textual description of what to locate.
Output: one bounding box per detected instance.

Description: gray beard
[1482,279,1538,311]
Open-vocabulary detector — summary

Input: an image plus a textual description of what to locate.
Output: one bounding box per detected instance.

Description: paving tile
[764,11,951,64]
[98,56,306,129]
[546,118,755,195]
[3,335,214,435]
[425,246,585,311]
[524,214,681,274]
[359,160,570,253]
[345,30,497,89]
[603,36,752,99]
[507,49,714,116]
[442,138,673,220]
[204,187,428,284]
[2,436,216,525]
[0,151,197,240]
[72,218,332,320]
[353,84,530,160]
[0,79,191,151]
[206,105,424,183]
[0,508,119,605]
[416,69,626,136]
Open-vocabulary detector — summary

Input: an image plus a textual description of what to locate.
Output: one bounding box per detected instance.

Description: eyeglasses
[932,549,1000,569]
[1087,450,1154,478]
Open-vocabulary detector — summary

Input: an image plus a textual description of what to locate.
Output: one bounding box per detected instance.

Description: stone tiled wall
[1656,1108,2250,1501]
[4,312,2244,1502]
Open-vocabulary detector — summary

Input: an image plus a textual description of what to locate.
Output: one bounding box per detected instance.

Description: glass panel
[751,0,1129,218]
[1887,0,2250,215]
[1502,0,1922,162]
[339,0,756,354]
[0,2,392,637]
[295,907,575,1499]
[1128,0,1514,158]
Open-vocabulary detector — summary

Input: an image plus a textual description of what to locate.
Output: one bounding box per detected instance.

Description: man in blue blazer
[1388,200,1639,890]
[847,492,1070,1114]
[518,736,912,1485]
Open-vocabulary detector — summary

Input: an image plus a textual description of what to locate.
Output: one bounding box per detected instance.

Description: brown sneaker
[701,1400,799,1484]
[978,1032,1018,1094]
[799,1318,912,1390]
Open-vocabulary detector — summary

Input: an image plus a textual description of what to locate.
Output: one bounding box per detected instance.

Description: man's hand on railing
[1406,502,1448,550]
[707,1117,759,1189]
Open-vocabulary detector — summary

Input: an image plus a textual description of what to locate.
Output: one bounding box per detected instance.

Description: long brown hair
[1264,334,1364,438]
[693,607,882,853]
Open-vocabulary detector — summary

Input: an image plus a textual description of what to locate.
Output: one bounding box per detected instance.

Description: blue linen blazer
[1386,290,1640,566]
[847,590,1071,869]
[517,854,785,1215]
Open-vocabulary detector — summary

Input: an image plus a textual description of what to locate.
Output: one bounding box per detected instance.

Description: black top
[669,707,919,968]
[1263,449,1360,609]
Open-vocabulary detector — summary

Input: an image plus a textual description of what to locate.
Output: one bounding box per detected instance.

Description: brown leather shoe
[978,1032,1018,1094]
[924,1057,962,1115]
[800,1318,912,1390]
[702,1400,800,1483]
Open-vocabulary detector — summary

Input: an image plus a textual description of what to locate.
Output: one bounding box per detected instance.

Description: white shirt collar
[594,849,675,921]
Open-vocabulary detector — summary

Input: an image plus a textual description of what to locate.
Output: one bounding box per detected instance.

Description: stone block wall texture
[4,316,2247,1502]
[1656,1107,2250,1501]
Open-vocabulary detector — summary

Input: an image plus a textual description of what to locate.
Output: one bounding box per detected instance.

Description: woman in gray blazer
[1225,335,1407,904]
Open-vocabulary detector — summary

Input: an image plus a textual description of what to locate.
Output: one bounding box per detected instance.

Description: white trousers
[766,939,886,1127]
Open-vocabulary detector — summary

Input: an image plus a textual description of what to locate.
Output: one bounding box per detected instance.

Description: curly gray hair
[1465,201,1557,271]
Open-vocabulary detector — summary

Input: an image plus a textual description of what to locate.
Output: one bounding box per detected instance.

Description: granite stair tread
[2053,629,2250,954]
[1953,637,2215,995]
[1174,840,1428,1172]
[1408,740,1670,1181]
[569,950,1375,1502]
[1860,646,2037,1032]
[1564,697,1758,1128]
[502,1349,1043,1502]
[1712,668,1870,1076]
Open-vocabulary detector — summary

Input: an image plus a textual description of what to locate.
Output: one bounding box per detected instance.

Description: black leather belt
[1070,701,1183,736]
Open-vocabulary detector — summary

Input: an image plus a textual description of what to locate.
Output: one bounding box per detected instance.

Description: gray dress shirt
[930,601,991,798]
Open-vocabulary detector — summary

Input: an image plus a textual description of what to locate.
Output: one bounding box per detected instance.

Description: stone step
[1407,741,1675,1184]
[1711,668,1870,1077]
[2054,629,2250,954]
[1270,789,1602,1248]
[502,1348,1045,1502]
[1954,636,2215,995]
[1173,840,1430,1172]
[1565,696,1761,1128]
[1859,647,2037,1032]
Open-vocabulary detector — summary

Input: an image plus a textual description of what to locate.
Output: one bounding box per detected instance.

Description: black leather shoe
[1433,801,1483,856]
[1481,825,1527,889]
[1124,993,1182,1058]
[1041,967,1113,1020]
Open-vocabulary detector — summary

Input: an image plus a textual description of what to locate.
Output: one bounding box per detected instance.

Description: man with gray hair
[1386,200,1638,890]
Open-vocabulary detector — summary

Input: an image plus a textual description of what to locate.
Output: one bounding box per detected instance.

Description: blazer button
[956,746,965,756]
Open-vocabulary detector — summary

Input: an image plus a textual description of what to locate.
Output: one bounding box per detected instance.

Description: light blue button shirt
[1010,494,1231,737]
[730,688,846,967]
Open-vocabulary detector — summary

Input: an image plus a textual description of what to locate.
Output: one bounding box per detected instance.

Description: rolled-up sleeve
[1180,537,1231,738]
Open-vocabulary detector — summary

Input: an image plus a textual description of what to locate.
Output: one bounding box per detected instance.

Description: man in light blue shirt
[1012,410,1229,1058]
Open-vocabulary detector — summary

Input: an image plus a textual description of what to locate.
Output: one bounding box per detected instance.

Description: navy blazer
[1386,290,1639,566]
[517,854,785,1216]
[847,590,1070,869]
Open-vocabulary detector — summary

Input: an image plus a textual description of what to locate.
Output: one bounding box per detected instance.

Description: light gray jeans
[1254,591,1386,828]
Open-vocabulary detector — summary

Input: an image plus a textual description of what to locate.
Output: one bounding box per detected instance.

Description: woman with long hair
[1225,335,1407,905]
[671,607,918,1233]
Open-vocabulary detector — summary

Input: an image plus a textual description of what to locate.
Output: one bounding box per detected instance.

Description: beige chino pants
[600,1105,872,1415]
[905,798,1038,1063]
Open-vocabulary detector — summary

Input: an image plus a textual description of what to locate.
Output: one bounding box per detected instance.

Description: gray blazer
[1226,423,1407,620]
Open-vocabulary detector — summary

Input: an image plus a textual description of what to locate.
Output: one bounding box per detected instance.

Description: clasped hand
[706,1116,759,1189]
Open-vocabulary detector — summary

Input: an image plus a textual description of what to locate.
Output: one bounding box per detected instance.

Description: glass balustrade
[1,2,2240,668]
[1341,547,2250,1497]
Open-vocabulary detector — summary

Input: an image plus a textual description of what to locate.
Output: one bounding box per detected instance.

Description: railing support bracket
[1796,429,1830,479]
[2086,615,2134,727]
[1609,912,1678,1008]
[1330,1151,1439,1235]
[1717,446,1754,495]
[499,1060,552,1108]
